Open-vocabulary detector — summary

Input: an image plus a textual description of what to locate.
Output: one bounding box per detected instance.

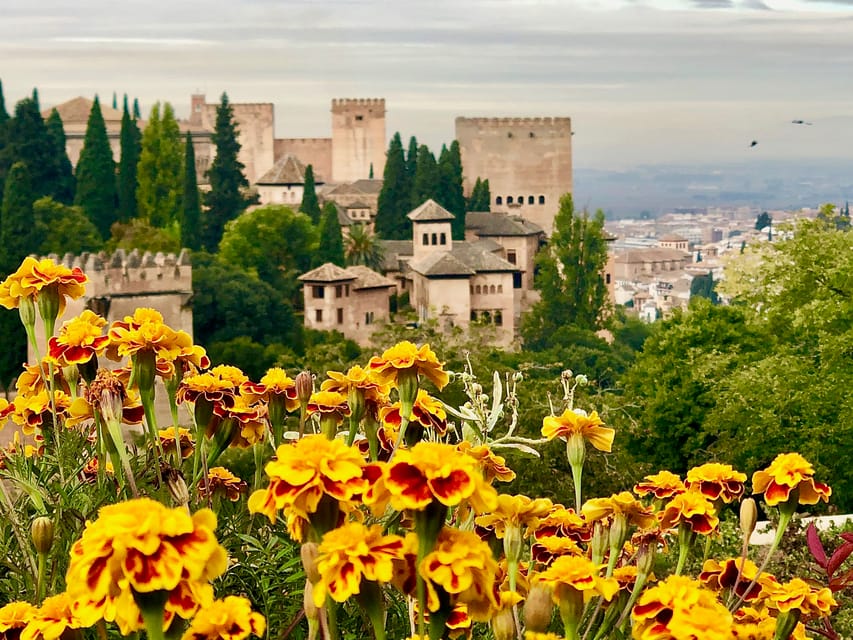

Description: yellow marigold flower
[730,616,776,640]
[312,522,405,606]
[380,441,498,513]
[582,492,657,530]
[534,505,591,544]
[535,555,619,604]
[658,490,720,535]
[81,456,114,483]
[199,467,247,502]
[0,601,36,635]
[632,575,732,640]
[531,536,583,566]
[541,408,614,452]
[752,453,831,506]
[367,341,449,390]
[613,565,649,593]
[0,257,87,314]
[159,427,195,459]
[421,527,500,621]
[105,308,198,374]
[763,577,837,620]
[634,470,686,500]
[322,365,390,405]
[248,435,366,534]
[380,389,447,436]
[456,441,516,483]
[11,389,72,435]
[685,463,747,503]
[65,370,144,428]
[524,633,565,640]
[476,494,554,539]
[698,558,775,602]
[45,310,109,367]
[180,596,265,640]
[446,603,472,637]
[66,498,227,629]
[212,392,266,447]
[241,367,299,411]
[306,390,350,422]
[19,592,84,640]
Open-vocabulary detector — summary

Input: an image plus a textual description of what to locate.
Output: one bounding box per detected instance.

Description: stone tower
[455,117,573,236]
[331,99,386,183]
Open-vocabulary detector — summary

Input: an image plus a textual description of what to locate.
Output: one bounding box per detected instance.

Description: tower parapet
[331,98,386,183]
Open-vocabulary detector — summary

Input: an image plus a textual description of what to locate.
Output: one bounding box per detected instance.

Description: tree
[45,109,75,204]
[202,93,254,251]
[74,96,117,239]
[218,204,317,303]
[375,133,410,240]
[410,145,439,210]
[345,223,384,272]
[137,102,183,228]
[106,218,181,254]
[522,194,610,346]
[437,141,466,239]
[1,98,60,201]
[117,97,141,222]
[467,177,491,212]
[0,80,8,125]
[132,98,141,120]
[689,272,718,304]
[0,162,40,273]
[315,201,345,267]
[405,135,419,185]
[33,197,103,255]
[300,164,321,224]
[181,132,201,250]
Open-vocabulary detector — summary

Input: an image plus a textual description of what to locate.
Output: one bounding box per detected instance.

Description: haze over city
[4,0,853,213]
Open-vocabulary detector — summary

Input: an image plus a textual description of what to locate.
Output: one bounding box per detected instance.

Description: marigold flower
[19,592,84,640]
[180,596,265,640]
[632,575,732,640]
[379,441,498,513]
[11,389,72,435]
[531,535,583,566]
[0,257,87,314]
[421,527,501,621]
[248,435,366,539]
[65,371,145,428]
[211,392,266,447]
[45,310,109,367]
[241,367,299,411]
[81,456,114,483]
[633,470,686,500]
[0,601,36,637]
[456,441,516,483]
[312,522,405,606]
[380,389,448,436]
[541,408,614,452]
[306,390,350,422]
[534,505,591,544]
[752,453,831,506]
[322,365,390,408]
[535,555,619,603]
[524,633,565,640]
[66,498,227,630]
[582,492,657,530]
[106,308,200,378]
[367,341,449,390]
[159,427,195,459]
[199,467,247,502]
[685,463,747,503]
[658,490,720,535]
[698,558,774,602]
[476,494,554,540]
[763,577,837,620]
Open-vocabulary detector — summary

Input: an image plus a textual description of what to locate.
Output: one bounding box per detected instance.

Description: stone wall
[455,117,573,235]
[331,99,386,183]
[274,138,333,182]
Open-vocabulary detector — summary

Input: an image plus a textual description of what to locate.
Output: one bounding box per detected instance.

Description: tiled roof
[44,96,124,126]
[470,238,503,253]
[407,199,455,222]
[351,179,383,194]
[378,240,413,272]
[615,248,690,263]
[345,201,371,209]
[409,252,476,277]
[346,265,396,290]
[465,211,543,237]
[256,154,310,185]
[659,233,688,242]
[409,241,518,277]
[298,262,356,282]
[450,242,518,272]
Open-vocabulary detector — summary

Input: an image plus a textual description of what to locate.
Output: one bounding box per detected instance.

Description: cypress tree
[202,92,252,251]
[0,80,8,125]
[405,136,418,184]
[132,98,141,120]
[31,88,39,110]
[468,177,491,212]
[74,96,117,239]
[112,92,117,110]
[137,102,183,228]
[438,141,466,238]
[0,162,40,273]
[181,132,201,250]
[3,98,58,199]
[376,133,409,240]
[45,109,75,204]
[411,145,439,210]
[315,201,345,267]
[117,97,141,222]
[300,164,321,224]
[0,81,10,196]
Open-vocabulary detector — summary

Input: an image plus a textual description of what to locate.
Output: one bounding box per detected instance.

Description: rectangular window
[335,285,343,298]
[507,250,517,265]
[365,311,374,325]
[345,285,350,297]
[313,286,325,299]
[606,273,611,284]
[315,309,323,322]
[513,273,523,289]
[337,308,344,324]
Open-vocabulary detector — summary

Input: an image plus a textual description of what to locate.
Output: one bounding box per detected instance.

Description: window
[495,310,503,325]
[497,284,503,293]
[315,309,323,322]
[337,308,344,324]
[439,233,446,245]
[513,273,523,289]
[529,132,535,138]
[506,250,517,265]
[470,310,478,321]
[335,285,343,298]
[431,233,437,245]
[496,196,503,205]
[475,285,482,294]
[312,286,325,299]
[528,195,535,204]
[482,310,492,323]
[355,115,364,121]
[539,195,545,205]
[365,311,374,325]
[345,285,350,296]
[489,285,496,294]
[470,285,474,294]
[517,195,523,204]
[422,233,429,245]
[507,196,513,205]
[606,273,611,284]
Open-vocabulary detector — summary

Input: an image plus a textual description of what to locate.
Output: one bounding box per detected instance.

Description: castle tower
[408,199,454,261]
[455,116,573,236]
[189,93,207,127]
[331,99,386,183]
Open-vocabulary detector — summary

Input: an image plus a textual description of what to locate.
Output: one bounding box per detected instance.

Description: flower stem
[36,551,47,604]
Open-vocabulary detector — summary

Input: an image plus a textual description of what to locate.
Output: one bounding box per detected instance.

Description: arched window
[496,196,503,205]
[439,233,446,245]
[495,310,503,325]
[539,195,545,205]
[482,310,492,323]
[507,196,513,204]
[517,195,523,204]
[475,285,481,294]
[528,195,535,204]
[470,310,477,321]
[422,233,429,245]
[431,233,437,245]
[470,285,474,294]
[489,285,496,294]
[497,284,503,293]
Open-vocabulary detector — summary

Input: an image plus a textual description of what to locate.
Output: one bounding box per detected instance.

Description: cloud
[691,0,735,7]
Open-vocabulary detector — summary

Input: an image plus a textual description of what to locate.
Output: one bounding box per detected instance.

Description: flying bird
[791,119,813,125]
[749,140,758,148]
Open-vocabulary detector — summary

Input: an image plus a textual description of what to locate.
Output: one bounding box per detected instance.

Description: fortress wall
[202,102,275,184]
[331,99,386,183]
[275,138,333,182]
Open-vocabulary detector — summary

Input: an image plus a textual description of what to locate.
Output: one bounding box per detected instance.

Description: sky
[3,0,853,170]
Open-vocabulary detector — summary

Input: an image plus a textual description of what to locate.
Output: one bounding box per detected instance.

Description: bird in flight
[749,140,758,148]
[791,119,813,125]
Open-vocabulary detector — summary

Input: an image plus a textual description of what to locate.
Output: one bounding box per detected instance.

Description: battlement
[331,98,386,111]
[277,137,333,145]
[456,116,572,128]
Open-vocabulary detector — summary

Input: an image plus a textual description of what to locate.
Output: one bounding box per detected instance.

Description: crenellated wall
[274,138,333,182]
[331,98,386,183]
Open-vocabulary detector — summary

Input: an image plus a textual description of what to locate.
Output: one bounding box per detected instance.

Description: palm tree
[345,223,385,272]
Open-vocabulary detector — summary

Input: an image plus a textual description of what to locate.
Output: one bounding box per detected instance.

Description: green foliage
[410,144,439,210]
[0,162,39,273]
[755,211,772,231]
[315,201,345,267]
[689,272,719,303]
[299,164,321,224]
[218,204,318,304]
[45,109,75,204]
[202,92,254,251]
[181,132,201,250]
[437,141,466,239]
[73,96,117,239]
[375,133,411,240]
[136,102,183,228]
[207,336,292,381]
[0,79,8,124]
[522,194,609,346]
[33,196,103,255]
[117,98,141,223]
[344,223,384,271]
[467,177,491,212]
[405,135,419,183]
[106,218,181,254]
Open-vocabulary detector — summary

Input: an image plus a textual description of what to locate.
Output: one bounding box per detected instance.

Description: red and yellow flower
[582,492,657,530]
[367,341,449,391]
[45,310,109,367]
[541,409,614,452]
[762,578,837,620]
[306,390,350,423]
[534,505,591,544]
[19,592,84,640]
[534,555,619,604]
[0,601,36,638]
[633,471,685,500]
[65,370,144,429]
[456,441,516,483]
[11,389,72,435]
[159,427,195,459]
[476,494,554,540]
[752,453,831,506]
[199,467,248,502]
[379,389,448,439]
[632,575,732,640]
[698,558,775,602]
[658,490,720,535]
[0,257,87,314]
[241,367,299,411]
[180,596,265,640]
[685,463,747,503]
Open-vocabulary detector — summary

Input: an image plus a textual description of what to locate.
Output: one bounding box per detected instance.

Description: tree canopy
[375,133,410,240]
[315,201,345,267]
[181,132,201,250]
[45,109,75,204]
[74,96,117,239]
[137,102,183,228]
[300,164,321,224]
[117,97,141,223]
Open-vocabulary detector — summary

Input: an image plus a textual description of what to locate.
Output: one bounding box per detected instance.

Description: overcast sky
[3,0,852,169]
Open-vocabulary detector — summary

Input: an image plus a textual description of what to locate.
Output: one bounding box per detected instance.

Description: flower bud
[303,580,320,640]
[491,607,515,640]
[566,432,586,469]
[301,542,321,584]
[513,371,524,383]
[561,369,573,381]
[575,374,589,386]
[503,524,523,566]
[740,498,758,539]
[31,516,54,554]
[523,584,554,632]
[165,468,189,506]
[18,296,36,332]
[295,371,314,405]
[37,285,61,333]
